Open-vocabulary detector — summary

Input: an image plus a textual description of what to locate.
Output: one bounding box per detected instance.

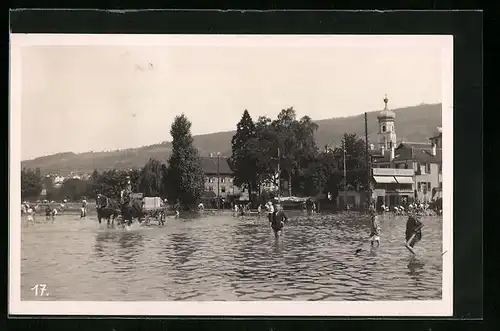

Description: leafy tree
[229,110,258,199]
[271,107,298,196]
[340,133,369,190]
[247,116,279,189]
[248,108,320,197]
[59,178,88,201]
[290,115,319,195]
[166,114,206,209]
[83,169,102,199]
[94,169,140,200]
[129,168,142,191]
[138,158,164,197]
[21,168,42,200]
[300,150,339,198]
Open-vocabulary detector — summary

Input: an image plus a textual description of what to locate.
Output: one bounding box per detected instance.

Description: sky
[18,37,443,160]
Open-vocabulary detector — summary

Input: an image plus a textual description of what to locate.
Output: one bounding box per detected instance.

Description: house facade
[370,96,443,205]
[201,156,241,199]
[371,167,415,208]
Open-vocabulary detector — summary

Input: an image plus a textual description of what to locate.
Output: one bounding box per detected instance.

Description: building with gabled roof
[200,154,241,199]
[370,97,443,205]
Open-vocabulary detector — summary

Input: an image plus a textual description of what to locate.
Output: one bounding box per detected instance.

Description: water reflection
[170,232,197,266]
[21,214,443,301]
[407,256,426,278]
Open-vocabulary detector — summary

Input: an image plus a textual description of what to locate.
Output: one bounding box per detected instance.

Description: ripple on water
[20,213,443,301]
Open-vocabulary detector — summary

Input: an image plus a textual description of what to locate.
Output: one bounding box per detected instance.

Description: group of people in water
[228,197,425,252]
[380,202,436,216]
[21,197,89,226]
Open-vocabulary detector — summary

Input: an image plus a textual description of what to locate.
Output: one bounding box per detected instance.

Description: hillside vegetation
[21,103,442,175]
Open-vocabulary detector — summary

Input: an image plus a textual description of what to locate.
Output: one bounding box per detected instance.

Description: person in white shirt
[266,201,275,224]
[26,205,35,226]
[51,207,58,222]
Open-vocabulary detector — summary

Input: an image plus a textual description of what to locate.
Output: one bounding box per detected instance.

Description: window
[209,186,213,191]
[426,163,431,174]
[439,182,442,189]
[221,178,225,183]
[208,177,214,183]
[404,163,409,169]
[389,141,392,149]
[417,182,421,192]
[439,163,442,173]
[382,125,386,132]
[420,163,426,174]
[221,186,226,193]
[427,182,431,190]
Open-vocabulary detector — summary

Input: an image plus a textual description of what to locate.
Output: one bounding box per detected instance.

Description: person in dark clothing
[271,204,288,239]
[45,205,52,220]
[405,211,424,254]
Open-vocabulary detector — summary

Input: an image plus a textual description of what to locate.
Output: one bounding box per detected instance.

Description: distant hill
[21,103,442,175]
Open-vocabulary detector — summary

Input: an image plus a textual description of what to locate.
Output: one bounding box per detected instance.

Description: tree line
[21,114,206,210]
[229,108,370,202]
[21,108,370,208]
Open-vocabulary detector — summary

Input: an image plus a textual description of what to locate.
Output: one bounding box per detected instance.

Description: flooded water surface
[21,212,442,301]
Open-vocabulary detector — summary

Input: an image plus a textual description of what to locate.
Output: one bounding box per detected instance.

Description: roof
[372,142,442,164]
[397,142,431,151]
[200,157,233,175]
[370,150,392,162]
[377,110,396,119]
[392,145,442,163]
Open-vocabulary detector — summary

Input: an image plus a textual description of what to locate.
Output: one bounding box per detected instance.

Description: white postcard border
[9,34,453,316]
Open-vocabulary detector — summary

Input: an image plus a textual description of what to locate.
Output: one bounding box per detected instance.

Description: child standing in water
[271,204,288,239]
[369,205,381,247]
[405,209,424,254]
[26,204,35,226]
[266,201,275,224]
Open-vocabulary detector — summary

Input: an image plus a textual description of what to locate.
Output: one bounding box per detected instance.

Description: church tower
[377,94,397,151]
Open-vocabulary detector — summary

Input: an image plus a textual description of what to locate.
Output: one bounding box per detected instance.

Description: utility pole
[217,152,220,210]
[365,112,371,212]
[277,147,281,204]
[343,139,347,210]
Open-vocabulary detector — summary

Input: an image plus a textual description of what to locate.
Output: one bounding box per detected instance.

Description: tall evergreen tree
[160,164,169,199]
[230,110,258,198]
[166,114,205,209]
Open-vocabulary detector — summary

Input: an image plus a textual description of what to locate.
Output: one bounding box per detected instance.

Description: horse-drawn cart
[140,196,167,226]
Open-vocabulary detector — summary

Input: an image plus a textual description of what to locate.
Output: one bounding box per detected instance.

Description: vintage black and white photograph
[9,34,453,316]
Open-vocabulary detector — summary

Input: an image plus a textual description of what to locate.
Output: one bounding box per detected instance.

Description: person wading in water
[81,198,88,219]
[265,201,275,224]
[405,207,424,254]
[369,204,381,247]
[26,204,35,226]
[173,199,180,218]
[270,204,288,239]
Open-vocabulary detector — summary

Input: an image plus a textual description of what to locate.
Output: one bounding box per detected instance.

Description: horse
[120,196,145,227]
[96,194,121,228]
